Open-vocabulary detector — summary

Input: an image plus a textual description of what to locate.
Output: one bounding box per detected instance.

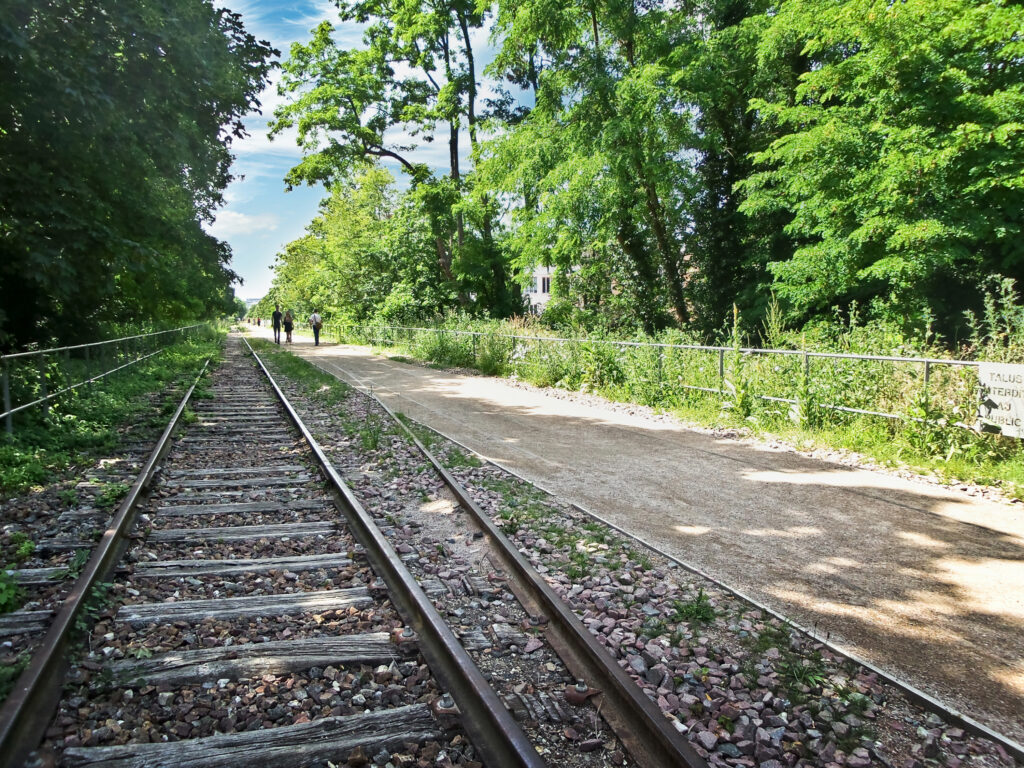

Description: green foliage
[0,654,29,704]
[671,588,716,625]
[0,1,275,349]
[96,482,131,511]
[0,335,218,497]
[476,331,512,376]
[723,308,754,420]
[252,169,454,329]
[9,533,34,564]
[359,416,385,451]
[445,447,482,468]
[73,582,114,643]
[742,0,1024,336]
[64,549,91,580]
[259,0,1024,348]
[365,314,1024,495]
[413,328,477,369]
[0,571,25,614]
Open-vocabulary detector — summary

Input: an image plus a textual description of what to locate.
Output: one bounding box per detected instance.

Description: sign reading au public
[977,362,1024,438]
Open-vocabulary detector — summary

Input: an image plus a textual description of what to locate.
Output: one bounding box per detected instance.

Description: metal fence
[320,323,982,428]
[1,324,207,434]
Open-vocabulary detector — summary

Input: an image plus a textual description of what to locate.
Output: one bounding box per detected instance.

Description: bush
[476,331,512,376]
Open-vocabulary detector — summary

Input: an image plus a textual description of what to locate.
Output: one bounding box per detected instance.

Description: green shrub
[476,331,512,376]
[0,571,24,615]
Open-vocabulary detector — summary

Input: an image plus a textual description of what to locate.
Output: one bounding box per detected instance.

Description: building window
[541,276,551,294]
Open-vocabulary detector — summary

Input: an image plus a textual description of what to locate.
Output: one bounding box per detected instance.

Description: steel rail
[318,360,707,768]
[292,345,1024,764]
[242,337,545,768]
[0,359,211,768]
[569,500,1024,764]
[381,414,1024,766]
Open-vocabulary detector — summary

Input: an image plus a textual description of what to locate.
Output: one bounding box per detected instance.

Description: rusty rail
[243,337,545,768]
[0,360,210,768]
[310,358,707,768]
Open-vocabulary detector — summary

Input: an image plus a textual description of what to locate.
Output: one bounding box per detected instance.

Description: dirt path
[251,328,1024,741]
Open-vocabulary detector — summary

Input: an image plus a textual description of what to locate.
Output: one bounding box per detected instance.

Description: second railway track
[243,332,1024,768]
[2,334,703,768]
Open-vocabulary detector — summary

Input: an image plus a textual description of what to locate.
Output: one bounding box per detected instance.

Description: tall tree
[485,0,694,333]
[258,166,451,324]
[0,0,274,349]
[741,0,1024,333]
[668,0,800,336]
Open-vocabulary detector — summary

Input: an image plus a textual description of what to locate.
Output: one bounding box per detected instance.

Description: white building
[524,264,555,313]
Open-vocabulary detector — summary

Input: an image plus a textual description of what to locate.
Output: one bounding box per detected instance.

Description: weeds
[0,654,29,704]
[335,306,1024,496]
[8,532,34,563]
[671,588,716,625]
[445,447,482,468]
[0,570,25,614]
[0,332,221,498]
[96,482,130,510]
[63,548,90,579]
[359,416,384,451]
[72,582,114,647]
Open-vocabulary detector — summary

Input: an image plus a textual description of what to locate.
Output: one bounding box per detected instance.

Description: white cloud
[208,210,280,237]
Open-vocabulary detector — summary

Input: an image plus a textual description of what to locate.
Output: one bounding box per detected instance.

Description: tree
[741,0,1024,334]
[271,1,520,318]
[667,0,801,336]
[484,0,694,333]
[260,167,452,325]
[0,0,274,350]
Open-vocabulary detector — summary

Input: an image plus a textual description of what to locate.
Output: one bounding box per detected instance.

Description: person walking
[309,309,323,346]
[283,310,294,343]
[271,304,282,344]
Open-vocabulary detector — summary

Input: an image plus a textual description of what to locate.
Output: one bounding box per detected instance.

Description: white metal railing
[320,322,982,427]
[1,324,206,433]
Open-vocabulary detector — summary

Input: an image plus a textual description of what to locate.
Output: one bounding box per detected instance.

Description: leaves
[0,0,275,350]
[742,0,1024,332]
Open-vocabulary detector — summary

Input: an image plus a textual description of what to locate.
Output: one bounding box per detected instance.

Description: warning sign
[977,362,1024,438]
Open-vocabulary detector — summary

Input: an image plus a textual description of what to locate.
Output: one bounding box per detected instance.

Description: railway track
[249,333,1024,768]
[0,335,706,768]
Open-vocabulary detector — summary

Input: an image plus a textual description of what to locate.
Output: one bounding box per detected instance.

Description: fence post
[2,359,11,435]
[718,349,725,395]
[39,358,48,417]
[922,361,931,422]
[472,334,478,363]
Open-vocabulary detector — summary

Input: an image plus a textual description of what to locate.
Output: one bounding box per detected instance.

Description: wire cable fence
[1,324,209,434]
[316,322,984,431]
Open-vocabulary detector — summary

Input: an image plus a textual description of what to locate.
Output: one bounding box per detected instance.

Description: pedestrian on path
[271,304,282,344]
[309,309,323,346]
[283,310,294,343]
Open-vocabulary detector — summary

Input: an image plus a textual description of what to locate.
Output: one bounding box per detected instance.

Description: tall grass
[0,327,223,497]
[330,285,1024,496]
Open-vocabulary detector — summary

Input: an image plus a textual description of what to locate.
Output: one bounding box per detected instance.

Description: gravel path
[250,328,1024,746]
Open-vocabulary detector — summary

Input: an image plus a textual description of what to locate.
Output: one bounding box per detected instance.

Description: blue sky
[209,0,503,302]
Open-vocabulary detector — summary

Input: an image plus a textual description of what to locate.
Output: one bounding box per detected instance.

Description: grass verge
[0,329,223,498]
